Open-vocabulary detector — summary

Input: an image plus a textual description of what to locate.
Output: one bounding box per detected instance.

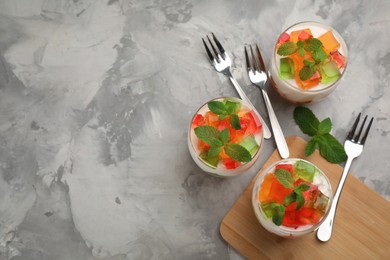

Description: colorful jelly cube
[279,57,294,79]
[320,60,341,84]
[290,28,313,43]
[259,174,291,204]
[192,114,205,127]
[275,164,293,174]
[276,32,291,50]
[293,160,316,182]
[279,32,290,44]
[240,135,259,156]
[330,50,346,69]
[318,30,340,54]
[298,30,312,41]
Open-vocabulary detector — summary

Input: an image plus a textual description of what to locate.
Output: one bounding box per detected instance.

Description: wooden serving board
[220,136,390,259]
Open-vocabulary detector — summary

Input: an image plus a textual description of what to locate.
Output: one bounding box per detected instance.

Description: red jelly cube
[330,50,346,69]
[303,184,319,207]
[223,158,240,169]
[278,32,290,44]
[283,210,300,227]
[309,71,321,81]
[298,208,319,224]
[298,30,312,41]
[275,164,293,174]
[276,32,291,50]
[192,114,205,127]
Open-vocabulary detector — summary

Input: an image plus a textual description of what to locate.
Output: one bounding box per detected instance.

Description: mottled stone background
[0,0,389,259]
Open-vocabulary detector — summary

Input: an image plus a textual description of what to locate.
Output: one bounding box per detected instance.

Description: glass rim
[272,21,349,94]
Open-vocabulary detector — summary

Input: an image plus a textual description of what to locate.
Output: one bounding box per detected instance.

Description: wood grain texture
[220,136,390,259]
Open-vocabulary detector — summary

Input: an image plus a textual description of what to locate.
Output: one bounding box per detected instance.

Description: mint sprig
[194,125,251,163]
[208,100,241,130]
[294,106,347,163]
[277,37,328,81]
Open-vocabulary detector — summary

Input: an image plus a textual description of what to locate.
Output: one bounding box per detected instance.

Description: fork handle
[228,75,272,139]
[317,156,354,242]
[260,89,289,159]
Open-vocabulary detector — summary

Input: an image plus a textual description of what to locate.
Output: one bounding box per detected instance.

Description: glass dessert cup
[251,158,333,238]
[188,97,264,178]
[269,21,348,104]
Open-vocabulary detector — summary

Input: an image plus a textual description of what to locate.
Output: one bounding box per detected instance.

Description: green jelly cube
[224,99,241,114]
[279,58,294,79]
[293,160,316,182]
[261,202,274,219]
[240,134,259,156]
[314,190,330,215]
[200,150,220,168]
[321,61,340,77]
[320,61,341,84]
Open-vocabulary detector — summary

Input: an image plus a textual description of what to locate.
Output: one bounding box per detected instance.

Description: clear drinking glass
[252,158,333,237]
[188,97,264,177]
[269,21,348,104]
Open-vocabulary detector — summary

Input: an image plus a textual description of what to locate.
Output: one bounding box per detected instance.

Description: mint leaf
[224,144,251,162]
[298,47,305,57]
[293,107,320,136]
[317,134,347,163]
[194,126,223,147]
[312,48,327,63]
[305,137,318,157]
[295,191,305,210]
[304,38,323,51]
[295,183,310,192]
[225,100,240,114]
[277,42,298,56]
[297,40,304,48]
[303,59,315,67]
[318,118,332,135]
[283,192,296,207]
[208,101,227,115]
[294,184,310,210]
[299,66,315,80]
[219,128,230,144]
[269,202,285,226]
[208,146,223,158]
[274,169,294,189]
[230,114,241,130]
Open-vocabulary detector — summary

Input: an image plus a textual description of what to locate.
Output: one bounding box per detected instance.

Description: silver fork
[202,33,271,139]
[317,113,374,242]
[244,44,289,159]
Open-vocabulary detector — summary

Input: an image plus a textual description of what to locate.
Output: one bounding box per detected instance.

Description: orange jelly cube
[205,111,218,127]
[289,52,320,89]
[260,174,292,204]
[318,30,340,54]
[290,28,313,43]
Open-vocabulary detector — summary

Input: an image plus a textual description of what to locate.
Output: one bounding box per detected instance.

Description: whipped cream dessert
[188,97,263,177]
[269,21,348,104]
[252,159,332,237]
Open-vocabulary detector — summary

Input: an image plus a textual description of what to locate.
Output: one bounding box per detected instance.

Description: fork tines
[244,44,266,73]
[347,113,374,144]
[202,33,225,62]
